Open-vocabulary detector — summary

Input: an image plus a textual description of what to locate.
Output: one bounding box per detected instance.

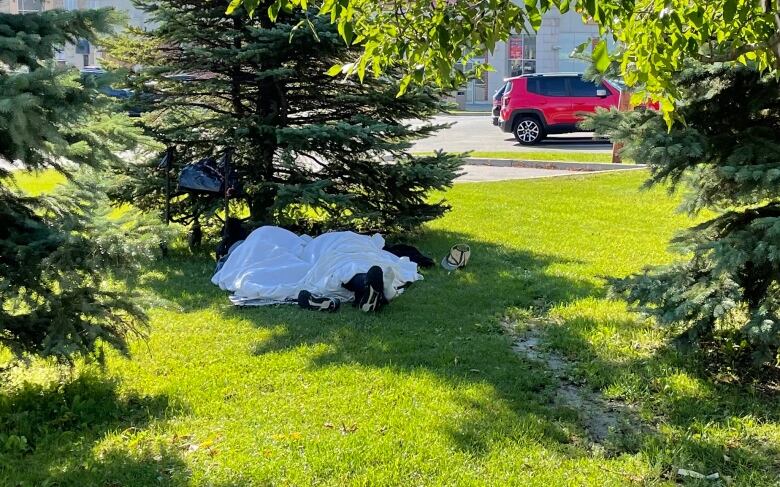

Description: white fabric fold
[211,226,421,306]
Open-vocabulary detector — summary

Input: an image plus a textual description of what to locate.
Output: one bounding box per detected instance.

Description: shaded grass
[1,170,778,485]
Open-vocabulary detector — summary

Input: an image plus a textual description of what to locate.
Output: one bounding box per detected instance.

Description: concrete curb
[465,157,645,172]
[440,112,492,117]
[457,165,647,183]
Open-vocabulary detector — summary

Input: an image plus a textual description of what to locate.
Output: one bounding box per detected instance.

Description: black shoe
[297,290,340,312]
[356,266,386,312]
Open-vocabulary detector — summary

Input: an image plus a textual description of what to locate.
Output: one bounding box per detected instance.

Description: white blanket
[211,226,422,305]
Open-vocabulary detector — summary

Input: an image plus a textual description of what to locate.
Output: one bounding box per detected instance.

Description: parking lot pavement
[412,114,613,154]
[457,164,578,183]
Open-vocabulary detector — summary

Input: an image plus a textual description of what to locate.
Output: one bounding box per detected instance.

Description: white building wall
[532,6,602,74]
[468,7,603,108]
[486,41,508,101]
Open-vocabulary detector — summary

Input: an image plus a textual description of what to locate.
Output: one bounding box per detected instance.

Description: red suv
[498,73,620,145]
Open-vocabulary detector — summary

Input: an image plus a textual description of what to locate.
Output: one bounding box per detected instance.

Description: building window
[75,38,90,54]
[507,34,536,77]
[17,0,42,13]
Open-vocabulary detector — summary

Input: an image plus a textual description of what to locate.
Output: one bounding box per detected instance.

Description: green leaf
[228,0,260,16]
[397,75,411,97]
[591,39,610,72]
[268,1,282,21]
[583,0,596,17]
[306,18,320,42]
[357,55,368,82]
[337,20,354,44]
[437,26,450,48]
[319,0,336,14]
[723,0,737,23]
[326,64,343,76]
[225,0,243,15]
[571,39,591,56]
[526,6,542,30]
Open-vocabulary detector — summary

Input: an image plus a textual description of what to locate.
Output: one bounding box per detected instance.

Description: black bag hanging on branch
[177,156,224,193]
[173,148,242,250]
[176,150,241,197]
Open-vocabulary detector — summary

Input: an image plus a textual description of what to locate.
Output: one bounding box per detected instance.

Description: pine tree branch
[772,0,780,68]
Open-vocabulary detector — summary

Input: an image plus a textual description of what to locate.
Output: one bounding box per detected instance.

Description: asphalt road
[412,114,613,154]
[4,116,588,184]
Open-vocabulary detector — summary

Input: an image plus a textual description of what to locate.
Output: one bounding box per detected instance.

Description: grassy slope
[1,171,778,485]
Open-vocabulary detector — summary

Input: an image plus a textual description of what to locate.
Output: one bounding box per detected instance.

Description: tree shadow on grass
[140,227,779,480]
[0,371,191,486]
[34,223,780,482]
[230,229,606,458]
[140,229,602,458]
[541,312,780,480]
[140,249,224,312]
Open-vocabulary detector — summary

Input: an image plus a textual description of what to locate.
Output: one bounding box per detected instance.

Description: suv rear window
[527,77,567,97]
[493,82,508,100]
[570,77,603,97]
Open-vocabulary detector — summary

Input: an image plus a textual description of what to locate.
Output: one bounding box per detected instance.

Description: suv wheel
[513,117,545,145]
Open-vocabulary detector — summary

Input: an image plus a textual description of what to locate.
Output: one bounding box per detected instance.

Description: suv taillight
[502,95,509,107]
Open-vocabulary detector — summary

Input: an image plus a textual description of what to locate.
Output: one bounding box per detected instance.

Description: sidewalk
[457,164,576,182]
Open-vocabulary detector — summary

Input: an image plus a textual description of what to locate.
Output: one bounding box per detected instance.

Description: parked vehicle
[491,82,510,126]
[498,73,620,145]
[80,67,143,116]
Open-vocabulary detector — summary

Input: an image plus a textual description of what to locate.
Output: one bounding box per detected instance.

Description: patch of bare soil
[507,321,641,444]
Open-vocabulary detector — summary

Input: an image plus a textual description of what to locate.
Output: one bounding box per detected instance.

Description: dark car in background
[80,66,143,116]
[491,81,510,126]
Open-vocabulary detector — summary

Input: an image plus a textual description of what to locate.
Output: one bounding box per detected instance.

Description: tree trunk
[247,6,285,223]
[774,1,780,69]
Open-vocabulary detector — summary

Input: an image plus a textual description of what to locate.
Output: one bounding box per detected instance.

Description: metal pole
[223,148,233,228]
[164,146,173,224]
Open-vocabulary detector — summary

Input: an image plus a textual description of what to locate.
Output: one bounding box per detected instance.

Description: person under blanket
[211,226,422,312]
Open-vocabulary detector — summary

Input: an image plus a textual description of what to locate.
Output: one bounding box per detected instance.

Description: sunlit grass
[1,170,777,486]
[9,169,67,195]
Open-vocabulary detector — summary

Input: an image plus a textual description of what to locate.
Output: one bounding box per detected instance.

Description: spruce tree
[108,0,463,235]
[585,64,780,370]
[0,10,164,363]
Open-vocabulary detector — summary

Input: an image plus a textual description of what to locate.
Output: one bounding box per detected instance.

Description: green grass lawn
[7,169,67,195]
[1,171,778,485]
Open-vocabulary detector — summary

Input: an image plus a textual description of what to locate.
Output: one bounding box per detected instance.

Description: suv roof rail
[522,72,583,77]
[503,72,584,81]
[504,72,584,81]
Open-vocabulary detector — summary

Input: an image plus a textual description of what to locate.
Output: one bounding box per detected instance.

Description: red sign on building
[509,36,523,60]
